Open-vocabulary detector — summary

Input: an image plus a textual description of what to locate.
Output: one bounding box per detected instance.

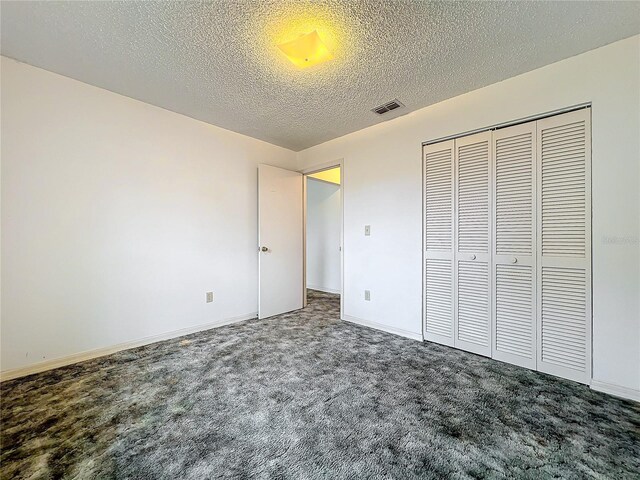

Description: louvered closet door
[423,140,455,346]
[536,109,591,384]
[492,122,537,369]
[454,132,492,357]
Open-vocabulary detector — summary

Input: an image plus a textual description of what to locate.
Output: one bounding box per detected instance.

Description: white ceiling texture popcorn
[1,1,639,150]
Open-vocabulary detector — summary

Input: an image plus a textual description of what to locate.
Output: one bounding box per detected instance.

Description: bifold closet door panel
[536,109,592,384]
[454,131,492,357]
[492,122,537,369]
[424,140,455,346]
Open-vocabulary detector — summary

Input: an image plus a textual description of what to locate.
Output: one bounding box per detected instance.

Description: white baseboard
[0,312,257,382]
[590,380,640,403]
[307,285,341,294]
[342,314,423,341]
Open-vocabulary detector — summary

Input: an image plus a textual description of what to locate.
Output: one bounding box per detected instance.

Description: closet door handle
[470,254,476,260]
[511,257,518,264]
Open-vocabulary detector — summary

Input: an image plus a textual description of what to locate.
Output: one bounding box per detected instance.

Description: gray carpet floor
[1,290,639,479]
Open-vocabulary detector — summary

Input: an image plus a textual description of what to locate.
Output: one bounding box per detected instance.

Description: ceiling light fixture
[277,30,333,68]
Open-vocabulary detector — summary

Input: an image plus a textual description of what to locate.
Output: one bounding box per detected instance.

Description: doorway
[257,161,343,319]
[303,164,343,316]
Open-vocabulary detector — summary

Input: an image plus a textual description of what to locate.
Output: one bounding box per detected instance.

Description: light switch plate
[364,290,370,301]
[365,225,371,236]
[206,292,214,303]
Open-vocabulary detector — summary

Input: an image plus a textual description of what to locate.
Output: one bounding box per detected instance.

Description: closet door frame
[454,131,493,357]
[422,105,592,386]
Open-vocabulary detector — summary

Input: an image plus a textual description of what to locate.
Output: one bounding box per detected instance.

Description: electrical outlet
[206,292,214,303]
[365,225,371,236]
[364,290,370,301]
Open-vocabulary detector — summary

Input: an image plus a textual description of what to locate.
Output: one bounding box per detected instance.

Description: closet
[423,108,591,384]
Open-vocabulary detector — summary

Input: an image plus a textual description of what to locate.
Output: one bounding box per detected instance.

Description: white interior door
[258,164,304,319]
[492,122,537,369]
[536,109,591,384]
[423,140,455,346]
[454,131,492,357]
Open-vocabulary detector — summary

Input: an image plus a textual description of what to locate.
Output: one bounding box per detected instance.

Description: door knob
[261,246,269,252]
[511,257,518,264]
[470,254,476,260]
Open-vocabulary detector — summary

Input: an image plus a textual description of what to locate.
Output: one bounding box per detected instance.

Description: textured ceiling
[2,1,639,151]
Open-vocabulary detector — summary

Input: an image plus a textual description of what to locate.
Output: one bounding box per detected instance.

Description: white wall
[306,178,341,293]
[2,36,639,398]
[297,36,640,397]
[0,57,297,374]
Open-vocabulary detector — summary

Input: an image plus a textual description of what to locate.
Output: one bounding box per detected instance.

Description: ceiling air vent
[372,99,405,115]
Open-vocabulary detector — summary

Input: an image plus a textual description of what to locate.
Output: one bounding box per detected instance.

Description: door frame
[422,105,593,384]
[300,158,344,319]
